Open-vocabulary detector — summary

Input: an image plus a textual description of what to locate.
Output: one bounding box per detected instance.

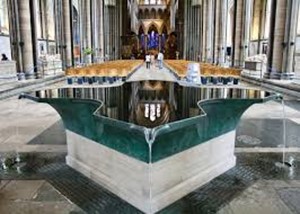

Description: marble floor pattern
[0,180,84,214]
[0,65,300,213]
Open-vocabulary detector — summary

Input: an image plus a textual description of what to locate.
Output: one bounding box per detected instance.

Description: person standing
[157,52,164,69]
[145,53,151,69]
[1,53,8,61]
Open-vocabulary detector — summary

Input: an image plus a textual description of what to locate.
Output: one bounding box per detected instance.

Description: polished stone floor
[1,152,300,214]
[1,65,300,213]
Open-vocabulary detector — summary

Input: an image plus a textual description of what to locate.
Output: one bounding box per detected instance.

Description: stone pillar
[201,0,207,61]
[196,5,201,61]
[80,0,92,64]
[63,0,73,68]
[92,0,104,62]
[241,0,253,66]
[265,0,288,79]
[252,0,264,54]
[206,0,213,63]
[86,0,92,63]
[218,0,228,66]
[214,0,220,64]
[79,0,84,63]
[7,0,21,73]
[98,0,104,61]
[183,0,188,59]
[232,0,243,67]
[283,0,300,80]
[294,1,300,83]
[18,0,35,79]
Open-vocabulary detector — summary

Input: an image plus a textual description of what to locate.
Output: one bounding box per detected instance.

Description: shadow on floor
[27,120,66,145]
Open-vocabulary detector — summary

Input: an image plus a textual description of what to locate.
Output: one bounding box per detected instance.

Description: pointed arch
[146,22,160,34]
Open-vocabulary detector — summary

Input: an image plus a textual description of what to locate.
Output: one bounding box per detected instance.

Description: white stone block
[0,61,17,83]
[66,130,236,214]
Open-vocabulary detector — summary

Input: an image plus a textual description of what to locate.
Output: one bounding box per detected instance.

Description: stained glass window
[148,30,159,49]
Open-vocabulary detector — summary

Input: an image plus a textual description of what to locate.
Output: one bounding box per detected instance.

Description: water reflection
[34,81,271,128]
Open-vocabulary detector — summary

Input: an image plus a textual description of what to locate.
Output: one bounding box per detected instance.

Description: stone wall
[0,36,11,59]
[0,61,17,83]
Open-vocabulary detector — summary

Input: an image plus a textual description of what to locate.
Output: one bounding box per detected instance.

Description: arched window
[0,0,9,34]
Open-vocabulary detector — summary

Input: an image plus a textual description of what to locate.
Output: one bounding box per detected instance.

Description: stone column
[63,0,72,68]
[18,0,35,79]
[241,0,253,66]
[206,0,213,63]
[79,0,84,63]
[214,0,220,64]
[86,0,92,63]
[293,1,300,83]
[266,0,288,79]
[80,0,91,64]
[92,0,104,62]
[254,0,265,54]
[196,5,201,61]
[190,5,194,60]
[98,0,104,61]
[103,3,111,61]
[232,0,243,67]
[283,0,300,79]
[183,0,188,59]
[201,0,207,61]
[218,0,228,66]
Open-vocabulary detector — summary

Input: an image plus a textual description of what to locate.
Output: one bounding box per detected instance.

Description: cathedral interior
[0,0,300,214]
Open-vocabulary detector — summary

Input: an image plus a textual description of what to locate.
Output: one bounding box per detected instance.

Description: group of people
[145,52,164,70]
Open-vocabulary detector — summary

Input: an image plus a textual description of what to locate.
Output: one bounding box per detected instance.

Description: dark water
[33,81,272,128]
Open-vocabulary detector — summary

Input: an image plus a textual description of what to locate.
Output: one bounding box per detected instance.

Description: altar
[38,54,63,77]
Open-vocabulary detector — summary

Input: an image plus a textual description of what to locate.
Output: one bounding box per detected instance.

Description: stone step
[0,75,66,100]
